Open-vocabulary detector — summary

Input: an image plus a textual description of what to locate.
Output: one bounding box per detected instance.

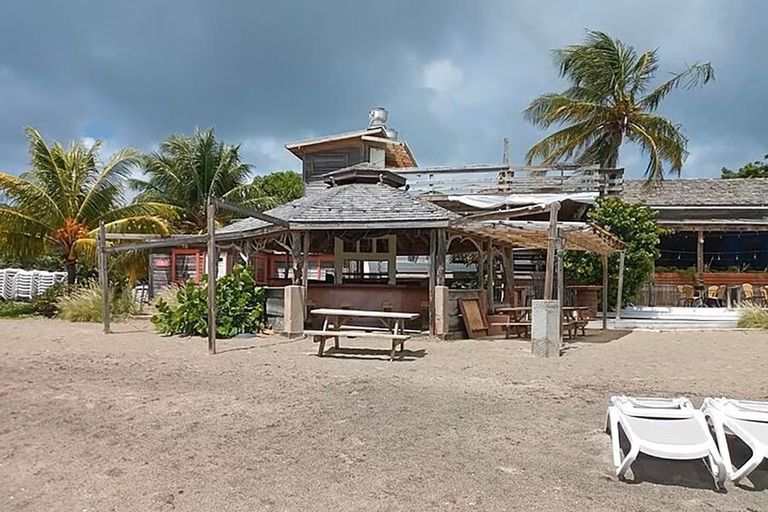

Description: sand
[1,318,767,511]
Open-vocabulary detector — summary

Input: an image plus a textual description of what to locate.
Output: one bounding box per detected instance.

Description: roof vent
[368,107,388,129]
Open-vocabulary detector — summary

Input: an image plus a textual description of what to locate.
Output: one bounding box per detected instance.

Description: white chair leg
[617,445,639,480]
[705,409,734,479]
[608,408,638,479]
[732,448,765,483]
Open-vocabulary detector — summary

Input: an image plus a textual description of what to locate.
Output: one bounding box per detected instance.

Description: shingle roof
[623,179,768,206]
[219,182,458,233]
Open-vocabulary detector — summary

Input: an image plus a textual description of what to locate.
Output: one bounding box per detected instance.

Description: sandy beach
[1,318,767,511]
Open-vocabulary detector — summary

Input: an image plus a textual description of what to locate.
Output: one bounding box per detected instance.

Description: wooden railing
[397,165,624,197]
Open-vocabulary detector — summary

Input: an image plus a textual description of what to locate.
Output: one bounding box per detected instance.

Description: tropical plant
[721,155,768,179]
[131,129,301,232]
[152,264,265,338]
[57,282,141,322]
[0,300,36,318]
[564,197,663,308]
[738,308,768,329]
[525,30,714,180]
[0,127,175,283]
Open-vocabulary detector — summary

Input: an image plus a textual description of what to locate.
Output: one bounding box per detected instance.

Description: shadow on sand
[320,347,427,362]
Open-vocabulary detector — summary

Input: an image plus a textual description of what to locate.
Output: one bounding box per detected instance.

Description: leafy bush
[57,283,141,322]
[152,264,265,338]
[0,301,36,318]
[738,308,768,329]
[31,284,69,318]
[564,197,664,309]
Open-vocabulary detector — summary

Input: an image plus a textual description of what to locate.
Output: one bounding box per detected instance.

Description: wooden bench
[490,322,531,339]
[303,330,411,361]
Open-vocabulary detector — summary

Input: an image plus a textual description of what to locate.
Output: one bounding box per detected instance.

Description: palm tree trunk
[66,260,77,285]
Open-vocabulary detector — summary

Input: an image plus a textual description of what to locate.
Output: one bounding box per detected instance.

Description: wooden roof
[455,220,625,255]
[285,128,417,167]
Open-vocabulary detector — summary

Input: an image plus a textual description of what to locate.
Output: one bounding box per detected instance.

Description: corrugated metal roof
[623,179,768,206]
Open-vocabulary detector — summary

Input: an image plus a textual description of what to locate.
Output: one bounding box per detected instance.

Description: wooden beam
[98,221,110,334]
[207,200,217,355]
[602,254,609,331]
[449,203,550,226]
[105,235,208,253]
[543,202,561,300]
[501,246,517,306]
[615,251,626,321]
[103,233,207,241]
[212,198,289,227]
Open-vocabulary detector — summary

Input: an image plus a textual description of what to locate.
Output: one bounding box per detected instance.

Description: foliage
[737,308,768,329]
[230,171,303,212]
[131,129,299,233]
[564,197,663,308]
[57,283,141,322]
[0,300,36,318]
[152,264,265,338]
[31,284,70,318]
[0,127,174,284]
[525,30,714,180]
[721,155,768,179]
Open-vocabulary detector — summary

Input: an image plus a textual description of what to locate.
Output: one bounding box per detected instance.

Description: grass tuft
[737,307,768,329]
[57,283,141,323]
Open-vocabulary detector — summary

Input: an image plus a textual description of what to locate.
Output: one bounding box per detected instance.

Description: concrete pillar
[434,285,449,337]
[283,285,305,337]
[531,299,561,358]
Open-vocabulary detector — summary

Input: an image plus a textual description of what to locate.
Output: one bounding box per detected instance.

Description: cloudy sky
[1,0,765,179]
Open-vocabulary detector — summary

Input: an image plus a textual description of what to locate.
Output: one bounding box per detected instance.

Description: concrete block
[283,285,305,337]
[434,285,449,337]
[531,299,561,357]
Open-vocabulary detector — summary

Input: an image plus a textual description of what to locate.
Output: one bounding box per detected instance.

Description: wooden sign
[458,298,489,338]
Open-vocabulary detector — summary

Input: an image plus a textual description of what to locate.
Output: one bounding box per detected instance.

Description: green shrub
[0,301,36,318]
[31,284,70,318]
[737,308,768,329]
[57,283,141,322]
[152,264,265,338]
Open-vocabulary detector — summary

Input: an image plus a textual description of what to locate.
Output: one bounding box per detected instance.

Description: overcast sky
[1,0,765,179]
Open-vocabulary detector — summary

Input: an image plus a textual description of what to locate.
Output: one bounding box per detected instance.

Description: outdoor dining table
[494,306,532,338]
[310,308,419,335]
[307,308,420,360]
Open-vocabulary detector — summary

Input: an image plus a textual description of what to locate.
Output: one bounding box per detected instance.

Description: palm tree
[131,129,302,232]
[525,30,714,180]
[0,127,175,283]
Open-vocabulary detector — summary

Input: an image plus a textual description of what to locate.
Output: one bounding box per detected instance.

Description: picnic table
[493,306,590,339]
[494,306,532,338]
[305,308,419,361]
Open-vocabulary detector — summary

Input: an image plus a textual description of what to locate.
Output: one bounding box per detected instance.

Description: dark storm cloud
[1,0,766,178]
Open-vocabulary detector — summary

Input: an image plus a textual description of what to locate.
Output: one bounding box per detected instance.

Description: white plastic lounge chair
[702,397,768,483]
[606,396,726,487]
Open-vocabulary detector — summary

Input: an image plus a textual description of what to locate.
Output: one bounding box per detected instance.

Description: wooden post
[601,254,609,331]
[435,229,446,287]
[428,229,437,336]
[697,229,705,275]
[543,202,561,300]
[615,251,626,321]
[301,231,309,299]
[556,233,564,342]
[486,240,495,312]
[98,220,110,334]
[501,246,516,306]
[290,232,302,286]
[207,200,217,355]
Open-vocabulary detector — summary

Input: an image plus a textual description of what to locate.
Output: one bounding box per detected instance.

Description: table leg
[317,336,326,357]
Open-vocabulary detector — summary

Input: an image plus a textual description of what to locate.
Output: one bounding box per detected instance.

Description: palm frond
[639,62,715,112]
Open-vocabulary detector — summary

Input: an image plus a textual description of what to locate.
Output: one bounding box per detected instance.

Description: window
[171,249,202,283]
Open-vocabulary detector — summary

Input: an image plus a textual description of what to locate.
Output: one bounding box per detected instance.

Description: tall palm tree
[525,30,714,180]
[131,129,303,232]
[0,127,175,283]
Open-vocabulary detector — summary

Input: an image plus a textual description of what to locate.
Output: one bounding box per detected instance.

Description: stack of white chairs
[3,268,20,300]
[0,269,69,300]
[14,270,34,300]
